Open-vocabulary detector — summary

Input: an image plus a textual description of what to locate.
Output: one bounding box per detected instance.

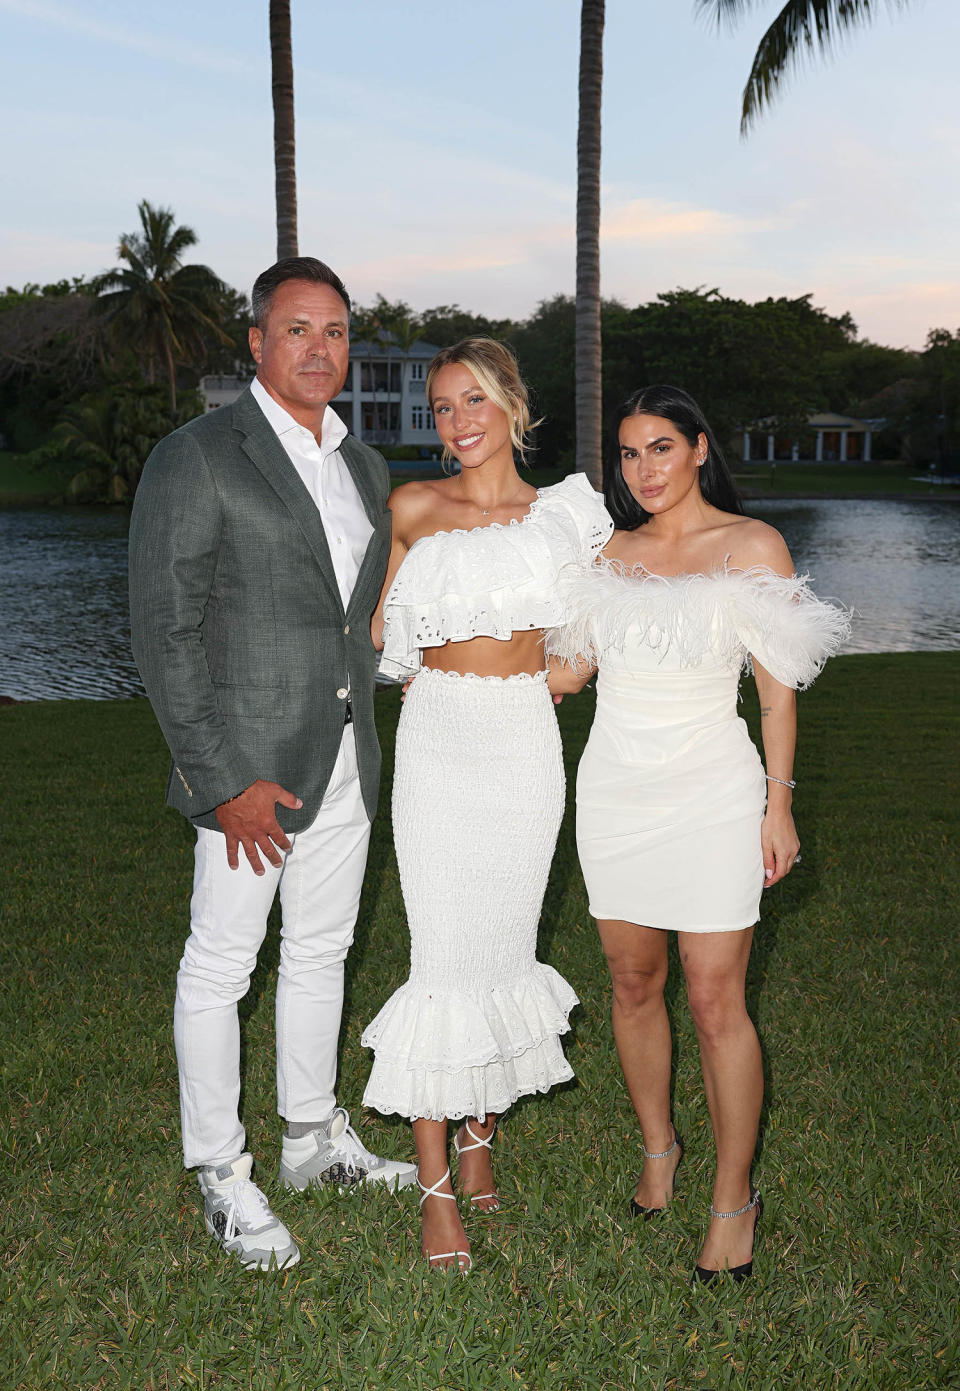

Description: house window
[410,362,424,381]
[411,405,424,431]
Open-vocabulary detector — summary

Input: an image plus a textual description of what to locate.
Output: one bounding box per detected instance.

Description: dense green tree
[0,279,104,450]
[93,201,231,413]
[856,328,960,469]
[45,384,203,498]
[415,304,515,349]
[500,287,916,465]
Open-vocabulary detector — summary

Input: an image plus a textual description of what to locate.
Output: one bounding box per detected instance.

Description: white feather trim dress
[546,561,851,933]
[362,475,613,1120]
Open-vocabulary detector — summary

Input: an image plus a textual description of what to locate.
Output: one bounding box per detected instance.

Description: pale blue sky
[1,0,955,348]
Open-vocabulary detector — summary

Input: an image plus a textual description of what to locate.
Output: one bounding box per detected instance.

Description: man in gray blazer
[129,257,415,1271]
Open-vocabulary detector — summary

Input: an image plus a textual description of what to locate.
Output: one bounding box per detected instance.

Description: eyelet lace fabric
[379,473,613,680]
[361,668,578,1121]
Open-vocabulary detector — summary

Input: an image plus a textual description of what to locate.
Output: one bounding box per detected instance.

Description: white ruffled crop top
[546,559,851,690]
[379,473,614,680]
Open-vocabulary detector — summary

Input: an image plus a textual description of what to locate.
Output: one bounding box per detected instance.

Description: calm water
[0,499,957,701]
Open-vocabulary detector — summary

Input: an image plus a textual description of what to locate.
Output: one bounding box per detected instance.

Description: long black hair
[603,384,743,531]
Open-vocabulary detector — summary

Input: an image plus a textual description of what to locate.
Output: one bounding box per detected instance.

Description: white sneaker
[198,1153,300,1271]
[279,1108,418,1192]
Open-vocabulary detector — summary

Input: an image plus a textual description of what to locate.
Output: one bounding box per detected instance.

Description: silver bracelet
[765,774,796,789]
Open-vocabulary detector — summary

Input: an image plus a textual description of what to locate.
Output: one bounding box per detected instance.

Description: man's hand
[215,780,303,875]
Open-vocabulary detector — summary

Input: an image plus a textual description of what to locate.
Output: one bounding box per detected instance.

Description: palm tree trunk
[575,0,604,488]
[270,0,298,259]
[163,338,178,415]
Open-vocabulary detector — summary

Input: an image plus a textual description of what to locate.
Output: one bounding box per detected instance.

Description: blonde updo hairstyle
[426,337,540,466]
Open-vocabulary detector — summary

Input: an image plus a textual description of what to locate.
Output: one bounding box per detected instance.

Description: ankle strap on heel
[455,1120,496,1154]
[417,1168,457,1207]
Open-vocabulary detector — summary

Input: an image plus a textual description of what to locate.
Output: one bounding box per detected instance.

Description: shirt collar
[250,375,348,456]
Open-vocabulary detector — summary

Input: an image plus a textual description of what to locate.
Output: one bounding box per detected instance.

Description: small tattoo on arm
[760,705,772,718]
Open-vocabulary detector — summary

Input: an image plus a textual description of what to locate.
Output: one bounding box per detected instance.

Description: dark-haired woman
[547,386,849,1283]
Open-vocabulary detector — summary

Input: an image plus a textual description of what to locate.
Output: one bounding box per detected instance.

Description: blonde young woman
[361,338,612,1271]
[548,385,849,1284]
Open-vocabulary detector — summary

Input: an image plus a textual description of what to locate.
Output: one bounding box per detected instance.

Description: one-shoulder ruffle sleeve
[379,473,613,680]
[545,562,851,689]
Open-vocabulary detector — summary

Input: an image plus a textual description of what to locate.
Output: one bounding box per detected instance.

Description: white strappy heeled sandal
[454,1120,501,1212]
[416,1168,472,1272]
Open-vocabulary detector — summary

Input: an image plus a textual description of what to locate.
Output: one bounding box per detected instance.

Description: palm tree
[93,201,231,414]
[270,0,298,258]
[575,0,604,488]
[698,0,914,133]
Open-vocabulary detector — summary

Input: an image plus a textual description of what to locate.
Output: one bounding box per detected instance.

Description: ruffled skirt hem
[362,1039,576,1123]
[361,966,579,1121]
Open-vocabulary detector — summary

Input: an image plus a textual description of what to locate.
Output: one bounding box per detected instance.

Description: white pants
[174,725,371,1169]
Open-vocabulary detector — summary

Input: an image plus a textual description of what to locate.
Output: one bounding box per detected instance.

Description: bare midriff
[421,630,546,678]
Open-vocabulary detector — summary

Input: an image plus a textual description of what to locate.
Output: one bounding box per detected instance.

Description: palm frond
[736,0,909,133]
[695,0,766,29]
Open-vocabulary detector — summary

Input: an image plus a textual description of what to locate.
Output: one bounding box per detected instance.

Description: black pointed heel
[629,1125,684,1220]
[692,1188,763,1284]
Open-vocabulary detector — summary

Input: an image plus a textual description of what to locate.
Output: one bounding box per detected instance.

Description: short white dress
[361,474,613,1120]
[547,561,850,932]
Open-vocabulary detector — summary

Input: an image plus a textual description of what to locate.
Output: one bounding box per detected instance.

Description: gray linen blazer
[128,386,391,831]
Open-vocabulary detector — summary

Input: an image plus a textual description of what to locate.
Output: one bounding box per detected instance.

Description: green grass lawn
[733,461,960,499]
[1,653,957,1390]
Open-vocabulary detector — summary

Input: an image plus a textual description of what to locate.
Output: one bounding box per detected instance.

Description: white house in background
[200,338,443,451]
[739,412,880,464]
[201,374,252,410]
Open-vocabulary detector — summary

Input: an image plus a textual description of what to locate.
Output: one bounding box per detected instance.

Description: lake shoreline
[2,488,959,508]
[0,648,952,706]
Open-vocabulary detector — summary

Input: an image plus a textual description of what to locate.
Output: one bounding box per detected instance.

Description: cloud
[601,198,775,245]
[0,0,254,74]
[831,282,960,348]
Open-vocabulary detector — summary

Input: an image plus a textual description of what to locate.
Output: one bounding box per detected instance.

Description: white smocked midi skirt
[361,668,578,1121]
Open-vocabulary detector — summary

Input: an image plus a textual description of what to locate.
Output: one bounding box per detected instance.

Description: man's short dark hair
[251,257,351,328]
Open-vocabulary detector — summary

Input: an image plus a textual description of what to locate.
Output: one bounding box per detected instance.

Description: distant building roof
[806,413,873,430]
[348,337,442,359]
[742,411,876,432]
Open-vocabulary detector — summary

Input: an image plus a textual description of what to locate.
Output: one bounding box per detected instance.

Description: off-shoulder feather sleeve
[545,562,851,688]
[726,567,850,688]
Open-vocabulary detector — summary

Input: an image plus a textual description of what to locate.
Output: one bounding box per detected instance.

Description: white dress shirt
[250,376,373,610]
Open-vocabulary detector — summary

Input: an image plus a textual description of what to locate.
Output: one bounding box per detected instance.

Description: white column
[839,430,848,462]
[767,433,775,461]
[815,431,824,462]
[863,430,872,462]
[743,430,750,462]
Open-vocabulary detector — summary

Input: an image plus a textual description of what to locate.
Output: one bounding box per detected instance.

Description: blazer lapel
[232,389,343,612]
[340,434,392,622]
[339,434,382,525]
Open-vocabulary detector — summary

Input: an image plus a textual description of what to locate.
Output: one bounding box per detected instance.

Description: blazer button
[343,624,350,635]
[336,688,348,700]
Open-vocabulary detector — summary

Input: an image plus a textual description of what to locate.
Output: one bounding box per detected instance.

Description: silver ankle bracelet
[642,1134,679,1161]
[710,1190,759,1220]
